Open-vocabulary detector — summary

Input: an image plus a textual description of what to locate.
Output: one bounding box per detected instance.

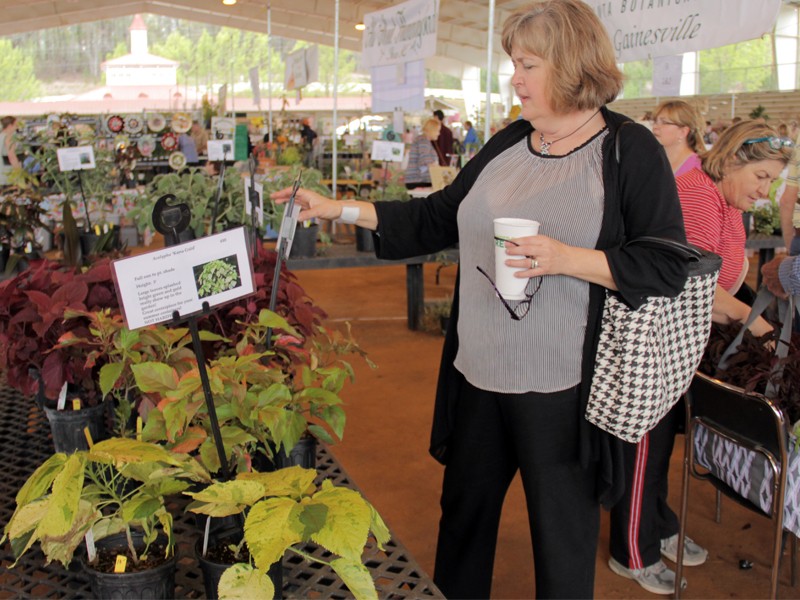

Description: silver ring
[531,258,538,270]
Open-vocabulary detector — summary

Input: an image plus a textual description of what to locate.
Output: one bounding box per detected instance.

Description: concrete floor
[291,244,798,599]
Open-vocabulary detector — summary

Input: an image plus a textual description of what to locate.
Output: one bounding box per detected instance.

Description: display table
[0,385,443,599]
[286,244,458,331]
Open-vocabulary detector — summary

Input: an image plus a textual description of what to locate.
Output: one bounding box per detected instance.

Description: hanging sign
[652,55,683,97]
[361,0,439,68]
[587,0,782,63]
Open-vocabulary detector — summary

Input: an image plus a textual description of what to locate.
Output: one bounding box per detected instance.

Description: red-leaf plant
[0,257,119,405]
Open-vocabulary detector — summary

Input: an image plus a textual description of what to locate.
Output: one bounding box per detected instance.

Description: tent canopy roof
[0,0,534,78]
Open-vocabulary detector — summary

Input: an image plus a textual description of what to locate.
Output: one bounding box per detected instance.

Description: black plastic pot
[0,244,9,273]
[274,436,318,470]
[79,227,121,256]
[83,532,176,600]
[43,400,109,453]
[289,223,318,258]
[355,225,375,253]
[196,530,282,599]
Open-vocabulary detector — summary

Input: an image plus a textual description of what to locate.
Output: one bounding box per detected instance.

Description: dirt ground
[293,244,797,599]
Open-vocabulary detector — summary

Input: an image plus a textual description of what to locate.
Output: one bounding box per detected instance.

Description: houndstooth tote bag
[586,238,721,443]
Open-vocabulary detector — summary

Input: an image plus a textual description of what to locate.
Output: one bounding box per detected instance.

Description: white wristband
[339,205,360,224]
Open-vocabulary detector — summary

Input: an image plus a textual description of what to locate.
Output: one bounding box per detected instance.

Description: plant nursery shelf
[0,385,443,599]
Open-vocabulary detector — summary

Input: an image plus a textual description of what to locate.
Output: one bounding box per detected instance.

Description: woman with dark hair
[272,1,689,596]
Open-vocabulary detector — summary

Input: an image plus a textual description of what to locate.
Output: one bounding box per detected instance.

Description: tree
[699,37,773,94]
[0,39,41,101]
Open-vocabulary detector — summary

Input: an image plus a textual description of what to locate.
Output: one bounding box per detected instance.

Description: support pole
[484,0,496,143]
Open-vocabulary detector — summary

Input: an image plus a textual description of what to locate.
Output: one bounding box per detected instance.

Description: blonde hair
[701,120,792,182]
[654,100,704,154]
[501,0,623,114]
[422,118,441,140]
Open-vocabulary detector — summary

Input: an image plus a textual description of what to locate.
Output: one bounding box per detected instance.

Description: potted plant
[0,181,50,275]
[185,465,391,600]
[260,166,330,258]
[1,437,211,599]
[131,309,370,476]
[750,198,782,236]
[0,257,121,451]
[422,296,453,336]
[127,168,246,243]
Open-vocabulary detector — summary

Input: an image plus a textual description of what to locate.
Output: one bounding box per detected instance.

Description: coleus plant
[185,465,390,600]
[0,257,119,404]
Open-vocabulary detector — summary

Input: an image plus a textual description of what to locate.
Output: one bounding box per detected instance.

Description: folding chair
[675,371,796,598]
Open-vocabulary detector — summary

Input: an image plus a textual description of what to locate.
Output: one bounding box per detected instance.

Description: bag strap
[614,121,700,263]
[717,287,797,398]
[624,236,702,262]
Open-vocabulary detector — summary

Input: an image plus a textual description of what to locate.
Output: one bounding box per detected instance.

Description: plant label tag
[83,426,93,448]
[136,417,143,441]
[72,398,81,411]
[84,530,96,562]
[114,555,127,573]
[57,382,68,410]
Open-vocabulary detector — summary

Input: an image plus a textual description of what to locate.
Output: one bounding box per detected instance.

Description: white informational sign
[56,146,96,171]
[211,117,235,139]
[587,0,782,63]
[207,139,234,161]
[371,60,425,113]
[111,227,255,330]
[362,0,439,68]
[243,176,264,226]
[284,46,319,90]
[217,84,227,114]
[249,66,261,108]
[652,55,684,97]
[371,140,405,163]
[276,204,302,258]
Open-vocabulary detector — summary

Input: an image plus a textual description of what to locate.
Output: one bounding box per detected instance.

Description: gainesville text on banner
[587,0,781,63]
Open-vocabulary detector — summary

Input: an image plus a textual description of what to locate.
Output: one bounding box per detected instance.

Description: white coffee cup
[493,217,541,300]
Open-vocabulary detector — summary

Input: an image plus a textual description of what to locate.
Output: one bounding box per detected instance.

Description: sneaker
[660,533,708,566]
[608,557,687,595]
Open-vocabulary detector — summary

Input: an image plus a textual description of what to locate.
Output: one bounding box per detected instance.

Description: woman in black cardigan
[273,1,688,597]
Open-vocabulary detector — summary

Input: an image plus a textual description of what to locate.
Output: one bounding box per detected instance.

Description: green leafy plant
[259,166,330,232]
[751,199,782,235]
[196,258,241,298]
[186,465,390,600]
[127,168,246,240]
[2,437,211,569]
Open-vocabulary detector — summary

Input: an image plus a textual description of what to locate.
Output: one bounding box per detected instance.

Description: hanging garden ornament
[124,115,144,135]
[171,112,192,133]
[160,132,179,152]
[147,112,166,133]
[107,115,124,133]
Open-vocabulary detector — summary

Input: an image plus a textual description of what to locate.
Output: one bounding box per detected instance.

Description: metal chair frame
[676,371,794,598]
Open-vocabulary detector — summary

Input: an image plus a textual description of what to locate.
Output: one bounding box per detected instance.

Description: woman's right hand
[270,187,343,222]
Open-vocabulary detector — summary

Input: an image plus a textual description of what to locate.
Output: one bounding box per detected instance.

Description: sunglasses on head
[742,136,794,150]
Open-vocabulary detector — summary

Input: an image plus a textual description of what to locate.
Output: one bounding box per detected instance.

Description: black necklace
[539,109,601,155]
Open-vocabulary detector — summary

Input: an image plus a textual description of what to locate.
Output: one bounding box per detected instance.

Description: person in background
[678,120,791,336]
[761,245,800,298]
[433,109,454,166]
[651,100,704,177]
[178,129,199,165]
[190,122,208,157]
[463,120,479,152]
[404,118,441,189]
[271,1,689,597]
[300,118,318,167]
[0,116,21,186]
[607,98,708,597]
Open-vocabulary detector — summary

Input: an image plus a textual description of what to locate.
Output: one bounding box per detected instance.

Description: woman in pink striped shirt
[677,120,792,335]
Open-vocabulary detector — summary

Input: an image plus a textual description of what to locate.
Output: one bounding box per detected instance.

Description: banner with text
[362,0,439,68]
[587,0,781,63]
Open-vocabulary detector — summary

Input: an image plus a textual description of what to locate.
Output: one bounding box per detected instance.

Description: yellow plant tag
[95,224,101,235]
[114,555,127,573]
[83,426,93,448]
[136,417,143,441]
[72,398,81,411]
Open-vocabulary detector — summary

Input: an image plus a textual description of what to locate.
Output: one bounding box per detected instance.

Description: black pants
[609,402,681,569]
[433,380,600,599]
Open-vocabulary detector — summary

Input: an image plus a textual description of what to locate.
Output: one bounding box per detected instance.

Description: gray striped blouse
[453,129,608,394]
